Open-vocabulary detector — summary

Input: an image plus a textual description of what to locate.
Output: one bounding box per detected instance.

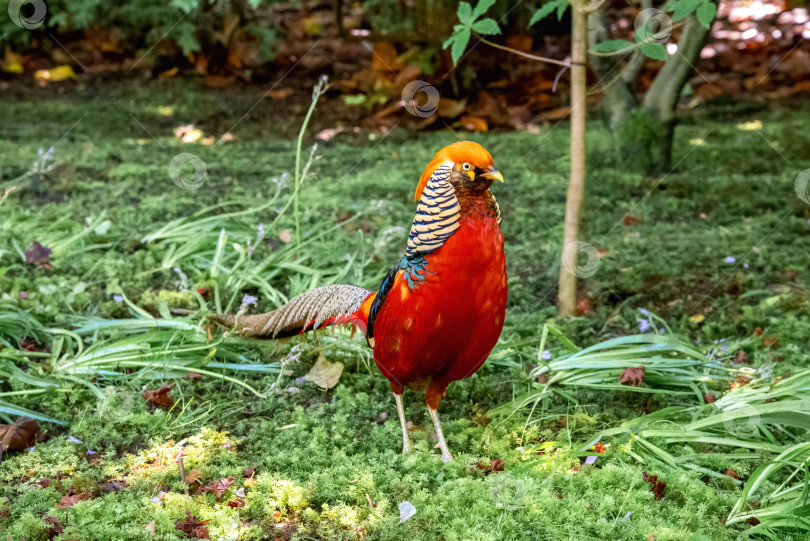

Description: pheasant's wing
[210,284,374,338]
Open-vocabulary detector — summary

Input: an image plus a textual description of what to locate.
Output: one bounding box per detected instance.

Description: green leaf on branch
[594,39,634,53]
[696,2,717,29]
[449,30,472,65]
[472,18,501,35]
[457,2,474,24]
[668,0,704,21]
[472,0,497,19]
[530,0,569,25]
[641,43,668,60]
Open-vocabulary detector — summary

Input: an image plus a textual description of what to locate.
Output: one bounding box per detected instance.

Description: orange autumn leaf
[460,116,488,132]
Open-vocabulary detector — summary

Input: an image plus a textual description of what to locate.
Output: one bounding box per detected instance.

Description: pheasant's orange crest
[415,141,493,201]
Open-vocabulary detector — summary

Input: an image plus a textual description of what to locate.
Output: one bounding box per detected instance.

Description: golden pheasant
[213,141,506,462]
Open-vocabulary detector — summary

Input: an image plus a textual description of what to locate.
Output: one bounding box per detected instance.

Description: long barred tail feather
[202,284,374,339]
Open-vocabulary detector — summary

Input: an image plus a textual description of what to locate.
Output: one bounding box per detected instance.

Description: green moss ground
[0,81,808,540]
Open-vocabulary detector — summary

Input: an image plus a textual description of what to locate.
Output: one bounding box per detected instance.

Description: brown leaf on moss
[142,384,175,408]
[762,336,779,349]
[642,471,666,500]
[200,476,234,501]
[57,490,90,509]
[44,515,63,536]
[619,366,645,387]
[25,241,52,266]
[0,416,39,451]
[724,469,739,479]
[227,497,245,508]
[184,469,202,484]
[242,466,257,478]
[175,510,210,539]
[476,458,505,474]
[704,393,716,404]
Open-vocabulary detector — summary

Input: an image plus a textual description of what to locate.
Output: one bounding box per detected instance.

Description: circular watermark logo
[795,168,810,205]
[489,475,533,511]
[401,80,440,118]
[722,405,761,439]
[8,0,47,29]
[634,8,673,45]
[561,241,601,278]
[97,387,136,422]
[169,152,207,190]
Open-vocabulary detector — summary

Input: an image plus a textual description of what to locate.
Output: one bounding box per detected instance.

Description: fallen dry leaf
[460,115,488,132]
[175,510,210,539]
[200,476,234,501]
[279,230,292,243]
[642,470,666,500]
[305,353,344,390]
[25,241,52,266]
[143,520,156,534]
[0,416,39,451]
[57,491,90,508]
[142,384,175,408]
[266,87,293,100]
[184,469,202,484]
[44,515,63,535]
[242,466,257,477]
[619,366,645,387]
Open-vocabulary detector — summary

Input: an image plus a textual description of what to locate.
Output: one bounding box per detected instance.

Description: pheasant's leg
[394,393,413,454]
[428,406,453,463]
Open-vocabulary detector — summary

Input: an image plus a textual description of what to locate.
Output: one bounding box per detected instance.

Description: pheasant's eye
[461,163,472,171]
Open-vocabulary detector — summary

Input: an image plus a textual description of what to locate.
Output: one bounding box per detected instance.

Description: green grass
[0,80,809,540]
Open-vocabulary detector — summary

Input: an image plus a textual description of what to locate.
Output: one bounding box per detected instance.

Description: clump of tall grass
[139,75,380,316]
[0,297,282,424]
[494,323,746,422]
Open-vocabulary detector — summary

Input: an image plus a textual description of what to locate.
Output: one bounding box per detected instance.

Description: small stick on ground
[178,456,189,497]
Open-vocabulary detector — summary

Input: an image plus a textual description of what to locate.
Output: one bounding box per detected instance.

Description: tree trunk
[559,1,589,316]
[592,2,716,175]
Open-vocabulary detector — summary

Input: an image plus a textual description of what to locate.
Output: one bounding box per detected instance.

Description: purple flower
[637,318,651,333]
[541,350,552,361]
[68,435,82,444]
[624,511,632,520]
[113,294,123,303]
[257,223,265,238]
[724,256,736,264]
[743,263,749,269]
[150,491,167,504]
[86,450,97,455]
[241,294,257,306]
[584,455,597,465]
[638,308,650,317]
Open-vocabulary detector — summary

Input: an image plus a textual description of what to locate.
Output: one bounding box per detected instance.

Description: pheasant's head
[414,141,503,201]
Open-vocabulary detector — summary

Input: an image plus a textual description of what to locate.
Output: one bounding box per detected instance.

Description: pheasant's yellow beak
[481,167,504,183]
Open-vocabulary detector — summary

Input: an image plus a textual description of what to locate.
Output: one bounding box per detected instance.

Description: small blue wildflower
[637,318,651,333]
[242,294,257,306]
[724,256,736,264]
[68,435,82,444]
[113,294,123,303]
[624,511,632,520]
[86,450,97,455]
[541,350,552,361]
[639,308,650,317]
[584,455,597,465]
[744,263,749,269]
